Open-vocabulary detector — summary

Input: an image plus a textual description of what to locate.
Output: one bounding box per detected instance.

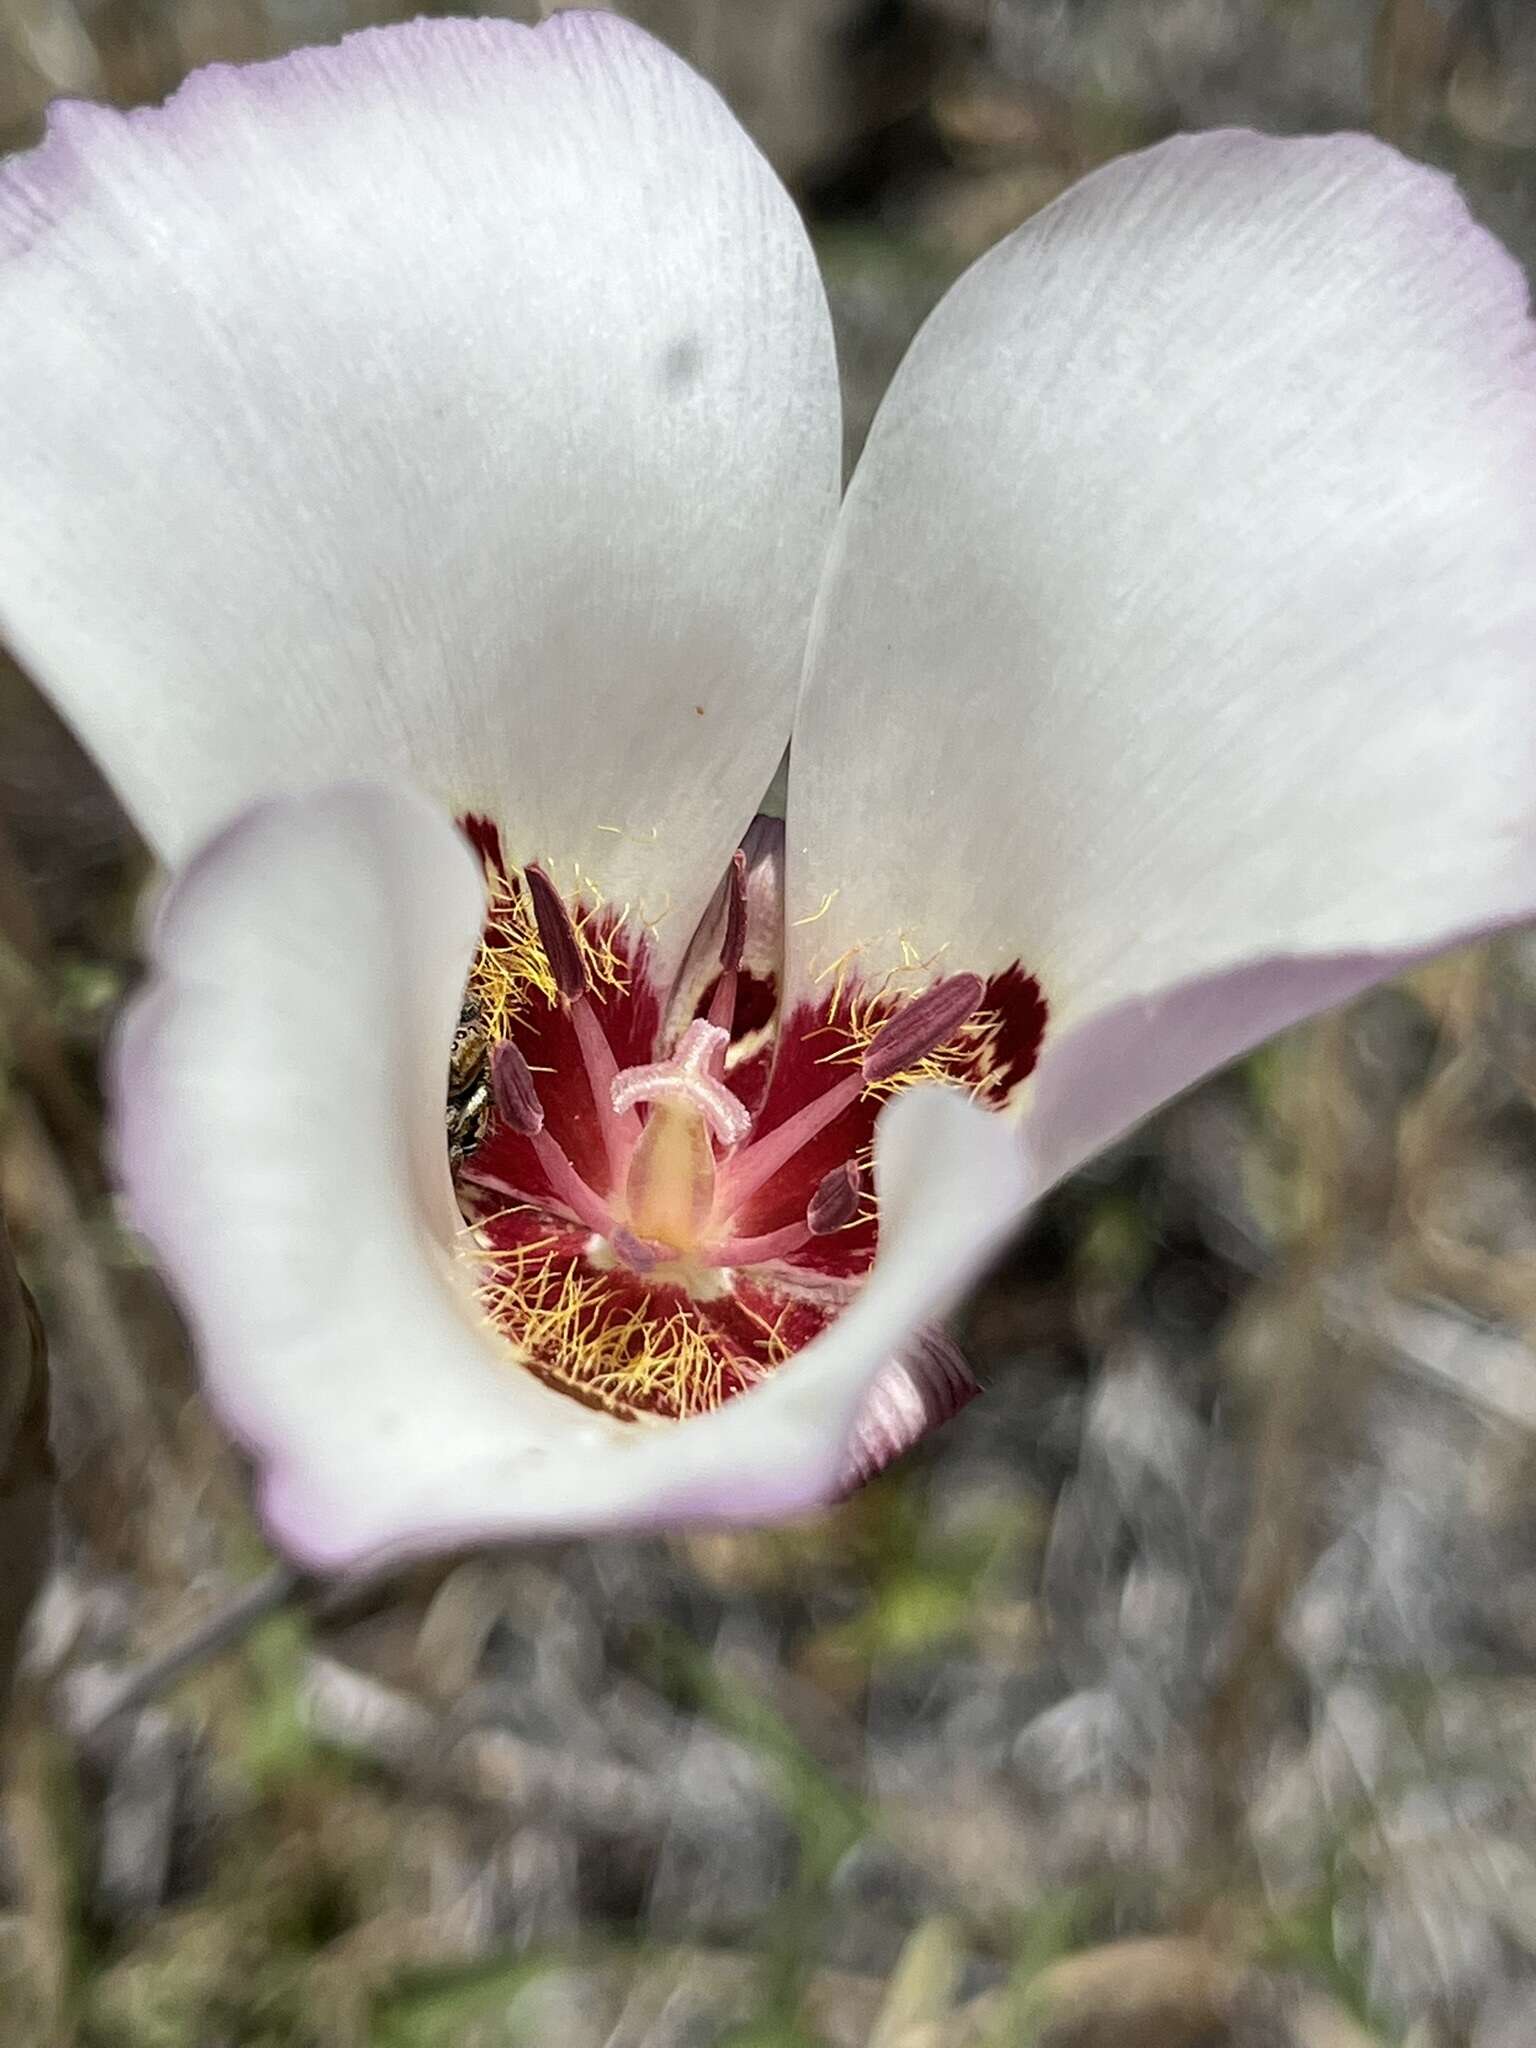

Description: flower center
[471,861,982,1278]
[448,818,1047,1423]
[614,1023,738,1255]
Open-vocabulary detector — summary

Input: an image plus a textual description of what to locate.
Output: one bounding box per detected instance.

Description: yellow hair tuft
[463,1220,788,1422]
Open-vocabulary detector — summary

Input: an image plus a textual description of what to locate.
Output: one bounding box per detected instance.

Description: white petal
[653,1085,1033,1527]
[0,14,840,952]
[1023,941,1429,1192]
[114,786,1034,1570]
[837,1329,980,1494]
[789,132,1536,1055]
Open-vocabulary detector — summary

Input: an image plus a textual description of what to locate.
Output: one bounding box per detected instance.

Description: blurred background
[5,2,1536,2043]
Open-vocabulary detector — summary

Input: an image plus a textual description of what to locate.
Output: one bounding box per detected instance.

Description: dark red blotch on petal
[461,812,506,875]
[471,921,661,1202]
[726,962,1047,1279]
[981,962,1050,1097]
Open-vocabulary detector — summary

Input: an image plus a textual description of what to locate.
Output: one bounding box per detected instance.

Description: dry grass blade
[0,1202,51,1721]
[1022,1936,1248,2047]
[866,1917,963,2047]
[1371,0,1456,138]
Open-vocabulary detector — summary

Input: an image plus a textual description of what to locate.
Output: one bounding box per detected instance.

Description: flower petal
[0,13,840,951]
[836,1328,980,1494]
[114,785,1034,1570]
[788,132,1536,1065]
[1023,939,1447,1192]
[648,1084,1032,1528]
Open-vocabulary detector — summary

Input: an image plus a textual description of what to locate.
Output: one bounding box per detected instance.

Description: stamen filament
[711,1164,860,1265]
[706,970,737,1038]
[717,977,984,1213]
[709,1220,815,1266]
[714,1068,865,1211]
[521,864,641,1176]
[571,996,642,1174]
[531,1130,616,1235]
[482,1041,617,1234]
[463,1141,614,1237]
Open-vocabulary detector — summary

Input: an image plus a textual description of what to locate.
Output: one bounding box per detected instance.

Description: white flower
[2,12,1534,1569]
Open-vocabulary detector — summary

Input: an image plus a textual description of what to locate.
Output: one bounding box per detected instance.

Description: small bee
[446,995,491,1166]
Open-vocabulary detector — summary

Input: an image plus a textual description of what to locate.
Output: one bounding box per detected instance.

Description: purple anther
[807,1161,860,1236]
[609,1227,672,1274]
[490,1040,546,1137]
[524,863,588,1002]
[862,973,985,1084]
[720,849,748,974]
